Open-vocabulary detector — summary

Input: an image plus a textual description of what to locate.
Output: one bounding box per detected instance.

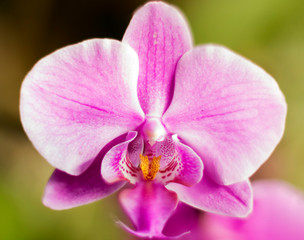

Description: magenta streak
[37,86,116,115]
[125,159,138,173]
[159,159,178,173]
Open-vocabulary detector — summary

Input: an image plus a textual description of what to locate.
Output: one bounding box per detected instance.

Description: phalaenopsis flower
[20,1,286,238]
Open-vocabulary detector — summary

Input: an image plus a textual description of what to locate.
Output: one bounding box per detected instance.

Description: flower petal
[127,133,144,167]
[201,180,304,240]
[153,137,176,168]
[162,203,200,238]
[171,136,204,186]
[166,173,253,217]
[155,136,203,186]
[118,182,180,239]
[123,1,193,116]
[101,131,141,184]
[163,45,287,185]
[43,153,125,210]
[20,39,144,175]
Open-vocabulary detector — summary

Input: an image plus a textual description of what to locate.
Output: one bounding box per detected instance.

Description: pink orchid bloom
[163,180,304,240]
[20,1,286,239]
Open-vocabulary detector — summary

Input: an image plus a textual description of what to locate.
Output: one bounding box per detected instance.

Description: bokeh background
[1,0,303,239]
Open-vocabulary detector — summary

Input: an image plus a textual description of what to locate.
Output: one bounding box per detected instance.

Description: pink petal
[123,1,193,116]
[153,137,176,168]
[20,39,144,175]
[43,152,125,210]
[166,174,253,217]
[202,180,304,240]
[101,131,141,184]
[156,136,203,186]
[163,45,287,185]
[127,133,144,167]
[162,203,200,238]
[171,137,204,186]
[118,182,181,239]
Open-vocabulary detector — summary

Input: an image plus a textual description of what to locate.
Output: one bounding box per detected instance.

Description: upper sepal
[123,1,193,116]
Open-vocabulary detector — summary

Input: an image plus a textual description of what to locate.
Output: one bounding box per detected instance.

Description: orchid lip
[101,131,203,188]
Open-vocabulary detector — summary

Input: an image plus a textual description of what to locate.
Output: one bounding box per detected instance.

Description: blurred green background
[1,0,303,239]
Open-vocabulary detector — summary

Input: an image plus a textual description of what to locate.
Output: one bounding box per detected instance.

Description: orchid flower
[20,1,286,239]
[163,180,304,240]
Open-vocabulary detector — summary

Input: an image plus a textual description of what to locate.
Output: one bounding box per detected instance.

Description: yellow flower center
[139,154,161,181]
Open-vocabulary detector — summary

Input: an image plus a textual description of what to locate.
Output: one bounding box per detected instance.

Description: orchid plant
[20,1,287,239]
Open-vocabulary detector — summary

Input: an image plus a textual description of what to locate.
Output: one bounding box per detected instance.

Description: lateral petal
[163,45,287,185]
[20,39,144,175]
